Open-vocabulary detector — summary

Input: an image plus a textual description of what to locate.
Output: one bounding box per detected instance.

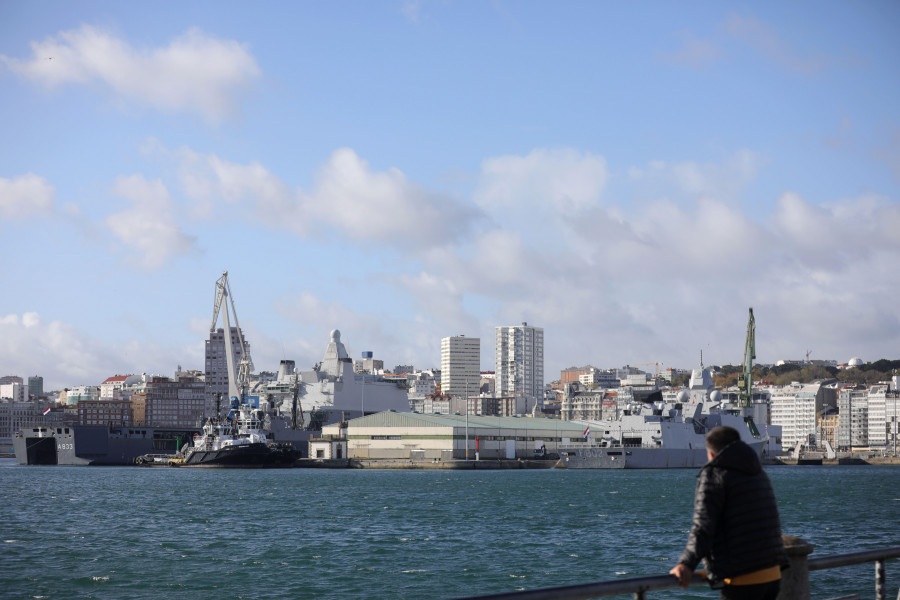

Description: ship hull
[181,443,298,467]
[13,425,199,466]
[559,439,767,469]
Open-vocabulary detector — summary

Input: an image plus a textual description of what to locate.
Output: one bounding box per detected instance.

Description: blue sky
[2,1,899,390]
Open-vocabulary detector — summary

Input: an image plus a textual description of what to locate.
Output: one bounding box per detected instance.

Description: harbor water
[1,458,898,600]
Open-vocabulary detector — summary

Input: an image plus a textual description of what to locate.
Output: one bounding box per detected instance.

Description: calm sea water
[1,459,898,600]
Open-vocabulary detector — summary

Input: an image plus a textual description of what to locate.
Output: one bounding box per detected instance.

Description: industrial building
[321,410,584,460]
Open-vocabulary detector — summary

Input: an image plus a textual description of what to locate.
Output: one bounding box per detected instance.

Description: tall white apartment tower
[495,322,544,415]
[205,327,249,412]
[441,336,481,413]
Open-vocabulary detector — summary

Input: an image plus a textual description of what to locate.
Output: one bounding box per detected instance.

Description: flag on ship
[43,406,51,416]
[583,425,590,441]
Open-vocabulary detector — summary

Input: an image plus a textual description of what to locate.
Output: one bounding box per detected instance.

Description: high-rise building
[495,322,544,415]
[28,376,43,398]
[205,327,249,409]
[440,336,480,412]
[145,376,207,427]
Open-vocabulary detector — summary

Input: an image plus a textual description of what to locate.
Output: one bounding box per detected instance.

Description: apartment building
[144,376,207,428]
[441,335,480,414]
[770,382,837,448]
[205,326,249,407]
[495,322,544,415]
[77,399,133,426]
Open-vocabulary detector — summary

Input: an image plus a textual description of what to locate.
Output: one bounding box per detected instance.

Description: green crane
[737,308,755,408]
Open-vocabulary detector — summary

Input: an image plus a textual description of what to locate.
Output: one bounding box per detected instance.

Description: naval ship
[558,364,767,469]
[13,423,198,466]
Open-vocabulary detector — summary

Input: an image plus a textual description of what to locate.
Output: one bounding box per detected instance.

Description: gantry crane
[737,308,755,408]
[210,271,254,404]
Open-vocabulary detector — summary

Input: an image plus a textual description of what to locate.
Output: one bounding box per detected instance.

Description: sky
[1,1,899,391]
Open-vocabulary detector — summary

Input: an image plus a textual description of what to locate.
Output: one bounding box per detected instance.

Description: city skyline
[2,3,899,391]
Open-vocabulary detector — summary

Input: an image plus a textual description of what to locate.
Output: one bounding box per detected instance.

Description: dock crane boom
[738,308,755,408]
[210,271,254,404]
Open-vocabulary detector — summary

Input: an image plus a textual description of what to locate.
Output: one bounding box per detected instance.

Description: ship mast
[210,271,254,403]
[738,307,755,408]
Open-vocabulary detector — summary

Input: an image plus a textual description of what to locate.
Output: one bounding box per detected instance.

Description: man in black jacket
[669,425,788,599]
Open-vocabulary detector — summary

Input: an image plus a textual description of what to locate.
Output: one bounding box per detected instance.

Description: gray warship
[558,364,767,469]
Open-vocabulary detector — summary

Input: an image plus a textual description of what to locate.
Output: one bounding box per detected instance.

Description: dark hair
[706,426,740,453]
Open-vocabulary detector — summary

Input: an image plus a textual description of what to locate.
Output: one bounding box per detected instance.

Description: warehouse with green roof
[321,411,586,460]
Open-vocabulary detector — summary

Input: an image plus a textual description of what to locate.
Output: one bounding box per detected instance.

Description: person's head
[705,426,740,460]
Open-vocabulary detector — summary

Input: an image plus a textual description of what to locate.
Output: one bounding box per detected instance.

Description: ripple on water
[1,463,897,599]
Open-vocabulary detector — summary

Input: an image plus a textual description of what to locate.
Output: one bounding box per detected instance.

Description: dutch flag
[583,425,590,441]
[43,406,51,416]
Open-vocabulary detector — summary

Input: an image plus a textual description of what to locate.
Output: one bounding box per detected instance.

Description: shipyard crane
[636,362,663,379]
[737,307,755,408]
[210,271,254,404]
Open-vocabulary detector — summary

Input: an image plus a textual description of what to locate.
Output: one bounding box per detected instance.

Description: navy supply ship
[558,364,767,469]
[14,424,197,466]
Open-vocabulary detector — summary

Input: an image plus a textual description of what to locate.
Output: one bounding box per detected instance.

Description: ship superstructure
[559,363,767,469]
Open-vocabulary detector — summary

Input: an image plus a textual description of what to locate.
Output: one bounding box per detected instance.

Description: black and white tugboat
[177,399,298,467]
[172,271,299,468]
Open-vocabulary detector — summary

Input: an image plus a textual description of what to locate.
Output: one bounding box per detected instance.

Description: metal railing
[450,546,900,600]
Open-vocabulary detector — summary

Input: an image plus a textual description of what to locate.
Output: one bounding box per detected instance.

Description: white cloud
[401,0,423,23]
[158,143,482,249]
[663,31,721,68]
[475,148,608,214]
[0,311,203,390]
[0,173,55,219]
[2,25,260,122]
[0,312,116,388]
[304,148,480,246]
[627,150,763,203]
[105,174,197,269]
[725,15,825,74]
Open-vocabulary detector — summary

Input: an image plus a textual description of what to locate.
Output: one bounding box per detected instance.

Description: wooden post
[779,535,814,600]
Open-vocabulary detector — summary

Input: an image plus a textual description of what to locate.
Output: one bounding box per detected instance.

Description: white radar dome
[848,357,864,367]
[709,390,723,403]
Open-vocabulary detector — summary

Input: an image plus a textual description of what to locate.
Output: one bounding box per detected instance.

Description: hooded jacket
[677,439,789,587]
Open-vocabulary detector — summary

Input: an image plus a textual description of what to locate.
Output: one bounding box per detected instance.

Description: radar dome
[676,390,689,404]
[848,357,863,367]
[709,390,723,403]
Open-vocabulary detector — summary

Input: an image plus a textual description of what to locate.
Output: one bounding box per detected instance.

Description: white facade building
[65,385,100,406]
[838,387,869,449]
[495,323,544,415]
[867,385,888,447]
[440,335,480,407]
[99,375,132,400]
[0,382,27,403]
[770,383,821,448]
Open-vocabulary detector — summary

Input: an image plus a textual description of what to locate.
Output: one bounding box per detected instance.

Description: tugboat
[177,398,298,467]
[172,271,299,468]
